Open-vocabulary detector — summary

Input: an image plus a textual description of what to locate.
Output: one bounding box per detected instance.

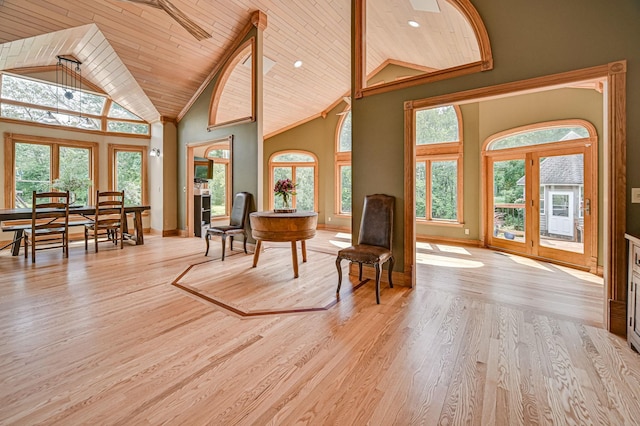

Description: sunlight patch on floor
[436,245,471,255]
[502,252,552,271]
[417,252,484,268]
[417,242,433,251]
[334,232,351,240]
[330,240,351,249]
[553,263,604,285]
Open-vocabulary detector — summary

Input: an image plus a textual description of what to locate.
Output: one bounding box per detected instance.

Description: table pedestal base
[252,239,308,278]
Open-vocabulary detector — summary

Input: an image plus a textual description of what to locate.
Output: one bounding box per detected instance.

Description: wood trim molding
[607,61,627,334]
[268,150,319,212]
[265,112,324,140]
[355,0,493,99]
[185,136,233,237]
[404,106,416,287]
[107,144,148,206]
[403,60,627,334]
[177,10,267,122]
[207,38,255,129]
[3,133,12,208]
[4,133,100,208]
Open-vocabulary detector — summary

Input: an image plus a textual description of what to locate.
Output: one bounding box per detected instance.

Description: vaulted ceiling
[0,0,479,136]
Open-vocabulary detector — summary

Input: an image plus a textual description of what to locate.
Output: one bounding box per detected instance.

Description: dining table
[0,205,150,256]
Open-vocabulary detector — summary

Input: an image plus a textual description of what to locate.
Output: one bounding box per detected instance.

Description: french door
[485,141,596,270]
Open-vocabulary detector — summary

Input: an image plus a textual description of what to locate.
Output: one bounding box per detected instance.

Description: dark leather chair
[205,192,252,260]
[336,194,394,304]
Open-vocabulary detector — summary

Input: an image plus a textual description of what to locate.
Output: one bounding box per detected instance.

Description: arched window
[205,143,231,217]
[208,39,255,129]
[269,151,318,211]
[336,109,352,215]
[486,124,591,151]
[415,105,463,222]
[0,72,149,135]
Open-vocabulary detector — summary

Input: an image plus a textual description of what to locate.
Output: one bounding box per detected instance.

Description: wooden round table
[249,211,318,278]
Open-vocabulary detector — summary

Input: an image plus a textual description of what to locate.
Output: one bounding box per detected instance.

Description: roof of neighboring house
[517,154,584,185]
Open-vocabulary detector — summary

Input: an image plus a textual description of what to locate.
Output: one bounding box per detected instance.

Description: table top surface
[0,205,150,221]
[250,210,318,218]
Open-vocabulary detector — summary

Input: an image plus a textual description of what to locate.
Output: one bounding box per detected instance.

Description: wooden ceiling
[0,0,479,136]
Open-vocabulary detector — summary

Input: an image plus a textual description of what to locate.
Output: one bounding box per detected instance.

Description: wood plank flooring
[0,230,638,425]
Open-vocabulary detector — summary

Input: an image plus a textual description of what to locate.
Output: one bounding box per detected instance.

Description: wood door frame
[404,60,626,334]
[185,135,233,237]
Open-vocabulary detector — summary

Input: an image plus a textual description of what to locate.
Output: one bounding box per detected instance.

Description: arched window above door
[486,121,595,151]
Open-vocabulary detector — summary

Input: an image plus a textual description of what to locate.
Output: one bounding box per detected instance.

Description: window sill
[416,219,464,228]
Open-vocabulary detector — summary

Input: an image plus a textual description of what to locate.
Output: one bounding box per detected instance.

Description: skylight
[409,0,441,13]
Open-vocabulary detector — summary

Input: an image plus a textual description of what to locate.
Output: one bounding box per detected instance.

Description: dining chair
[24,190,70,263]
[84,190,125,252]
[335,194,395,304]
[205,192,252,260]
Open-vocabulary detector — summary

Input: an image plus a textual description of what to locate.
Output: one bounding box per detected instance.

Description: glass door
[534,150,591,266]
[487,155,528,252]
[486,147,593,268]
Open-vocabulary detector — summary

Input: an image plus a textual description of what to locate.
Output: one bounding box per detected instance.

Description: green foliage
[416,106,458,145]
[116,151,142,205]
[210,163,227,215]
[493,160,525,204]
[431,161,457,220]
[340,165,352,213]
[15,143,51,207]
[416,162,426,218]
[490,126,589,150]
[339,111,352,152]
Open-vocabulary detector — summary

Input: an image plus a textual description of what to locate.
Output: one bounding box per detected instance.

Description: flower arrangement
[274,178,297,210]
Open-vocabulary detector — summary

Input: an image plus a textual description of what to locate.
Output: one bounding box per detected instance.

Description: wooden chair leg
[230,236,234,251]
[375,263,381,304]
[243,232,248,254]
[205,232,210,256]
[388,256,394,288]
[335,257,343,294]
[220,235,227,261]
[358,263,363,281]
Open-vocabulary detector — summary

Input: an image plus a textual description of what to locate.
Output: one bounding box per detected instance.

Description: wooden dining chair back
[84,190,125,252]
[335,194,395,304]
[205,192,252,260]
[24,190,70,263]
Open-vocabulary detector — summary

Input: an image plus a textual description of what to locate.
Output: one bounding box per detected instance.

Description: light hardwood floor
[0,230,638,425]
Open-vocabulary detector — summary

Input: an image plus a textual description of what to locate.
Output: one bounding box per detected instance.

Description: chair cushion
[337,244,392,265]
[207,225,244,236]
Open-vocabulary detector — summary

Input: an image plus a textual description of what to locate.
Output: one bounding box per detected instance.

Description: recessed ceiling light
[294,60,303,68]
[408,20,420,28]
